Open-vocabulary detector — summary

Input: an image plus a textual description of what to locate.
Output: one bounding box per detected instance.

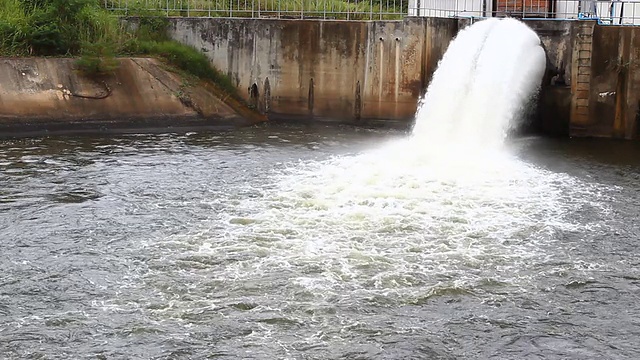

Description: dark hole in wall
[308,78,314,115]
[635,99,640,138]
[521,46,571,137]
[262,77,271,113]
[249,83,259,109]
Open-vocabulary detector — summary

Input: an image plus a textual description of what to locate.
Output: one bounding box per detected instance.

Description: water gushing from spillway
[179,19,596,305]
[0,20,626,360]
[124,19,603,355]
[412,18,547,151]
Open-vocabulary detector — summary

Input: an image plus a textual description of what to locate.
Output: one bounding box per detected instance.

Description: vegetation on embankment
[105,0,407,20]
[0,0,238,97]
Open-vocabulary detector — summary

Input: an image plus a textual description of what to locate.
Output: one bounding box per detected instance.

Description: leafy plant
[0,0,238,98]
[76,41,119,77]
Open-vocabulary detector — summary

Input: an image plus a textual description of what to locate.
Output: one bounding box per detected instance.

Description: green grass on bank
[0,0,406,99]
[0,0,127,56]
[0,0,239,98]
[104,0,406,19]
[130,39,237,95]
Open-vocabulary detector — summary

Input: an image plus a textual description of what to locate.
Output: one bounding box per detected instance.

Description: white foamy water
[173,19,600,303]
[0,20,632,358]
[129,21,606,332]
[211,140,593,302]
[413,18,546,151]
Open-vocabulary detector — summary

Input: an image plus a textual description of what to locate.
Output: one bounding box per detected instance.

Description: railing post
[370,0,374,19]
[324,0,327,20]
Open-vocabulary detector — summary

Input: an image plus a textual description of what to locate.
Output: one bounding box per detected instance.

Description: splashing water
[412,18,546,151]
[139,21,607,347]
[0,20,626,359]
[172,20,601,304]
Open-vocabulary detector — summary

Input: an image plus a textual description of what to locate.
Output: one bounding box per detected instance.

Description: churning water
[1,19,640,360]
[413,18,546,149]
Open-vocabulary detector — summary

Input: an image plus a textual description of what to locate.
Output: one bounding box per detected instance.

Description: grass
[0,0,405,100]
[0,0,129,56]
[0,0,31,56]
[105,0,406,19]
[133,39,238,95]
[0,0,240,99]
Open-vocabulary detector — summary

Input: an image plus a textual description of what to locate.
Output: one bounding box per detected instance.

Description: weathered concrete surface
[169,17,590,133]
[169,17,451,125]
[168,17,638,138]
[4,18,626,138]
[584,25,640,139]
[0,57,265,136]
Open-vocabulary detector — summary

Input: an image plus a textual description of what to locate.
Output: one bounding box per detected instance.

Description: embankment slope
[0,57,265,136]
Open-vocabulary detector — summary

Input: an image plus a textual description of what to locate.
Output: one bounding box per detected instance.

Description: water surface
[1,124,639,359]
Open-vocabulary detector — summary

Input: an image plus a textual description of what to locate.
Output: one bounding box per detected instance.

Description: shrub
[76,41,119,77]
[0,0,238,99]
[0,0,30,55]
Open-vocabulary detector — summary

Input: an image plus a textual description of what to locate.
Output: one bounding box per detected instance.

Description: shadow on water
[509,136,640,183]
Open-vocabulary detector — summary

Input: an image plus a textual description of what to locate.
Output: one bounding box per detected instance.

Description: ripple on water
[2,130,635,359]
[124,137,612,358]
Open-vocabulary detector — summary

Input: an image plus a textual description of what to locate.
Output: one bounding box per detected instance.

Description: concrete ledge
[0,57,266,137]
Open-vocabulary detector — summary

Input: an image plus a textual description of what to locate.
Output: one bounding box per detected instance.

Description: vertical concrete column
[625,28,640,139]
[569,20,595,131]
[584,25,639,139]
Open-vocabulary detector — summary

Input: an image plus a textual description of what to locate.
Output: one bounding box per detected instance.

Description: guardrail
[103,0,640,24]
[103,0,408,19]
[408,0,640,25]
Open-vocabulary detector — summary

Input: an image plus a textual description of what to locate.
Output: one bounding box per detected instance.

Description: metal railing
[408,0,640,25]
[103,0,408,19]
[103,0,640,24]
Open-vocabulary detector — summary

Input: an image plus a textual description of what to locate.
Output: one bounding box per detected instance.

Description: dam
[3,8,640,358]
[0,1,638,138]
[156,2,640,139]
[2,2,640,359]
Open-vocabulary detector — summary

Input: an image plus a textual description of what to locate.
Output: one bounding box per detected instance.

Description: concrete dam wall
[169,17,639,139]
[169,17,456,126]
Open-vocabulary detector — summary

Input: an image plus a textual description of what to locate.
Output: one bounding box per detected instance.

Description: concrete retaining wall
[170,16,639,139]
[169,17,444,125]
[584,25,640,139]
[169,17,474,126]
[0,57,264,136]
[0,18,635,139]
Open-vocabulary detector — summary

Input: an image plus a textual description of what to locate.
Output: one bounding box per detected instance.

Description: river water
[1,124,639,359]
